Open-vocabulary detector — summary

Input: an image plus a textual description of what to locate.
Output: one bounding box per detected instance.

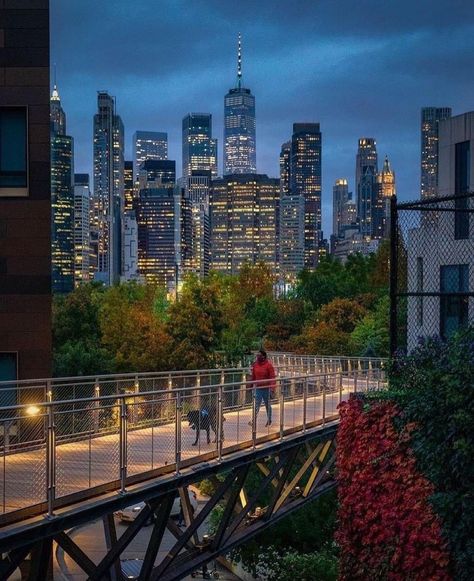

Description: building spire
[51,63,60,101]
[237,33,242,89]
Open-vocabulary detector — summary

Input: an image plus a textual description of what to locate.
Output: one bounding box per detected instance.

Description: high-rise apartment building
[356,137,379,238]
[0,0,52,381]
[182,114,217,179]
[73,174,91,284]
[51,84,74,293]
[210,174,279,274]
[133,131,168,181]
[420,107,452,199]
[92,91,124,285]
[279,193,305,282]
[224,35,256,175]
[290,123,322,269]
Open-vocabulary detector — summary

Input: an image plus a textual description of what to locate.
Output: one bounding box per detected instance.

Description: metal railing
[0,355,386,406]
[0,366,386,523]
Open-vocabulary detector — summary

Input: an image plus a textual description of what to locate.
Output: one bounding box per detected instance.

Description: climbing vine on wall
[336,396,451,580]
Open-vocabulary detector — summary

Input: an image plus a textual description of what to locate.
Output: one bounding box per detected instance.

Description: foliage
[253,547,338,581]
[387,330,474,580]
[350,295,390,357]
[336,396,451,580]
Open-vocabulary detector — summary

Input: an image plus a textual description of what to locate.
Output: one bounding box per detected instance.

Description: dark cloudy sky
[51,0,474,235]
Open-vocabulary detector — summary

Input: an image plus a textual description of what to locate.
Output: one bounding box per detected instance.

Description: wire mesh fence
[390,193,474,354]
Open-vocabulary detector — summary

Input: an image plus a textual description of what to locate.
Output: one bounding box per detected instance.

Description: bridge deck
[0,385,357,521]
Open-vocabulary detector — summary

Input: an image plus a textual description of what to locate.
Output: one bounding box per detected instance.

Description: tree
[319,298,367,334]
[297,321,351,356]
[350,296,389,357]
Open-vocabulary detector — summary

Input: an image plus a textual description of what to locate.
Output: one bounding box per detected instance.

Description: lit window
[0,107,28,196]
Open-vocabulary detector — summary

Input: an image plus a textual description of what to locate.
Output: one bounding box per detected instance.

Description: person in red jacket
[249,349,276,427]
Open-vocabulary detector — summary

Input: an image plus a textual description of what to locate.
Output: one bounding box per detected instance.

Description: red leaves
[336,396,452,580]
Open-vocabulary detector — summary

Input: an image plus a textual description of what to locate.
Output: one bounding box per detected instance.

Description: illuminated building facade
[279,193,305,282]
[92,91,124,285]
[356,137,379,238]
[420,107,452,199]
[224,35,256,175]
[73,174,91,284]
[280,141,291,194]
[332,178,350,238]
[133,130,168,181]
[51,85,74,293]
[138,159,175,190]
[210,174,279,274]
[124,160,134,212]
[290,123,322,269]
[186,171,211,277]
[182,114,217,179]
[376,156,396,238]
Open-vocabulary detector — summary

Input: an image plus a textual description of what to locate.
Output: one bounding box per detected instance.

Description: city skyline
[51,0,474,234]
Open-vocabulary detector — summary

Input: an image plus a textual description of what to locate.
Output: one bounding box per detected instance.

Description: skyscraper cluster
[50,36,451,293]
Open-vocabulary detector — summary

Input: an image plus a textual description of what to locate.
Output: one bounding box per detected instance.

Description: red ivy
[335,396,451,580]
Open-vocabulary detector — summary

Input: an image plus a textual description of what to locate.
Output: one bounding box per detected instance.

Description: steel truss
[0,428,336,580]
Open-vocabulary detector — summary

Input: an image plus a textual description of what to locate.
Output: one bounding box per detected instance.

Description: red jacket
[251,359,276,391]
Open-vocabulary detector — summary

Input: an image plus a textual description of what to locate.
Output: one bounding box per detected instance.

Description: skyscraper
[73,173,91,284]
[376,156,396,239]
[290,123,322,269]
[51,84,74,293]
[223,35,256,175]
[124,160,134,212]
[420,107,452,199]
[279,193,305,282]
[279,141,291,194]
[92,91,124,285]
[133,131,168,181]
[210,174,279,274]
[332,178,350,239]
[182,114,217,179]
[356,137,378,237]
[138,159,176,190]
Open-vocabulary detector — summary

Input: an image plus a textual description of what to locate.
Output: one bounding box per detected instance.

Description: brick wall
[0,0,52,381]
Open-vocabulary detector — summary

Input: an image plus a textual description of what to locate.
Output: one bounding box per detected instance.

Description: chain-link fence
[390,193,474,354]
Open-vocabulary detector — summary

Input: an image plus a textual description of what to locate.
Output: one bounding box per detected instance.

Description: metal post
[46,405,56,518]
[279,379,284,440]
[119,398,127,494]
[322,376,326,426]
[303,377,308,433]
[354,372,358,393]
[389,195,399,357]
[252,388,257,449]
[175,392,182,475]
[94,381,100,433]
[217,384,223,462]
[339,370,343,405]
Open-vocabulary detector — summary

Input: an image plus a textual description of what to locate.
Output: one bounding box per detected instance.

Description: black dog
[187,408,225,446]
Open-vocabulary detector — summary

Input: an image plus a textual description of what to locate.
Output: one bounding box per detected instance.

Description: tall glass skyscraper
[182,114,217,179]
[92,91,124,285]
[124,160,134,212]
[73,173,91,284]
[420,107,452,199]
[290,123,322,269]
[356,137,378,238]
[223,35,256,175]
[133,131,168,181]
[51,84,74,293]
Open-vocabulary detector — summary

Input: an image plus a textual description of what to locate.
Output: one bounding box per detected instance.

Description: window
[0,107,28,197]
[454,141,470,240]
[440,264,469,339]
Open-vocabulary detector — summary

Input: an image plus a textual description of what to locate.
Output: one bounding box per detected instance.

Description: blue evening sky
[51,0,474,236]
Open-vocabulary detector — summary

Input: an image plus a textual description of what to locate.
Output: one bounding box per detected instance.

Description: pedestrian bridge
[0,354,386,580]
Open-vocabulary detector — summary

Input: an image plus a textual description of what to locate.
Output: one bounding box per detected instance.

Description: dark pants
[255,388,272,421]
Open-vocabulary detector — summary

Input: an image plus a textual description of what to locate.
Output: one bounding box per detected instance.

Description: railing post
[94,381,100,433]
[303,376,308,433]
[240,370,246,407]
[217,384,223,462]
[339,370,343,405]
[175,392,182,475]
[119,398,127,494]
[46,405,56,518]
[252,388,257,450]
[354,371,358,393]
[322,375,326,426]
[279,379,284,440]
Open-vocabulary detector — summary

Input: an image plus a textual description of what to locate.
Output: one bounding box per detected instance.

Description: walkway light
[26,405,41,416]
